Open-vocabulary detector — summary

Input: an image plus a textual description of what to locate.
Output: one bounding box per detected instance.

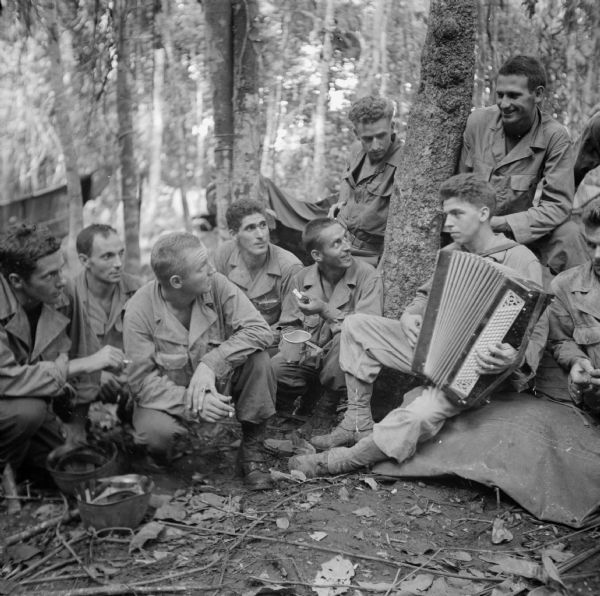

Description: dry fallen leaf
[313,554,355,596]
[362,477,378,490]
[154,502,187,522]
[338,486,350,501]
[353,506,376,518]
[488,555,540,579]
[310,531,327,541]
[491,517,514,544]
[406,504,426,517]
[399,573,434,592]
[129,521,165,552]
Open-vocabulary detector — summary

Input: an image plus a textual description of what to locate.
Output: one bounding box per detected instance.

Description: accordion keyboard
[449,289,525,399]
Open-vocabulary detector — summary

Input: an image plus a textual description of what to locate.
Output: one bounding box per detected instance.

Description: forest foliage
[0,0,598,263]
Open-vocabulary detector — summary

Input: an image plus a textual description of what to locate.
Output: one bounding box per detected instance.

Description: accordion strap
[475,240,519,258]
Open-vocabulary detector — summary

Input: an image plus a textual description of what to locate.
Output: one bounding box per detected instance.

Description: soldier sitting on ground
[0,223,126,482]
[271,217,383,436]
[213,199,302,354]
[548,198,600,418]
[123,232,277,490]
[289,174,545,477]
[70,224,141,419]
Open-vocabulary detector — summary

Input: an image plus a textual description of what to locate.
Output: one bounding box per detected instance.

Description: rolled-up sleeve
[200,276,273,377]
[0,330,69,397]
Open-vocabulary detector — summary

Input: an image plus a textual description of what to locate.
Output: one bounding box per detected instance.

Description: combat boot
[289,436,386,478]
[310,376,374,450]
[239,421,273,490]
[288,447,358,478]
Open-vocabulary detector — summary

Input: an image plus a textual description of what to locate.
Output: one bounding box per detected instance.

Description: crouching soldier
[123,232,276,490]
[0,224,125,482]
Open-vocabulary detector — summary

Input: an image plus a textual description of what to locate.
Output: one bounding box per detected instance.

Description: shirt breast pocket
[573,325,600,347]
[155,351,191,386]
[510,174,537,193]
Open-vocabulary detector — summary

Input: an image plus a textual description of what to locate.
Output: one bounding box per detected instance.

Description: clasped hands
[185,362,235,422]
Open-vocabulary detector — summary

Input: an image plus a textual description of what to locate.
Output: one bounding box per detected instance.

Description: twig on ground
[55,495,103,585]
[2,463,21,514]
[129,558,222,587]
[212,483,334,593]
[39,585,211,595]
[4,508,79,546]
[162,520,506,583]
[10,535,88,583]
[558,543,600,574]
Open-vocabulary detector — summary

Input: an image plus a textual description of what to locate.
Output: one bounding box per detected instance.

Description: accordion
[411,250,549,408]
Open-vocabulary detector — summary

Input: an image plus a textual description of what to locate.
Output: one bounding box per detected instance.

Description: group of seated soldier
[2,170,600,494]
[3,51,600,495]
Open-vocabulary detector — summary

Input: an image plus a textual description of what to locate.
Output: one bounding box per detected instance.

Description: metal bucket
[76,474,154,530]
[46,442,119,496]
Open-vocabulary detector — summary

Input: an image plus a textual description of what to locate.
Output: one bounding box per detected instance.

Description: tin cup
[279,330,322,363]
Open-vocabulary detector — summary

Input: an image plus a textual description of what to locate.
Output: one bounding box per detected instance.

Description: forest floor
[1,411,599,596]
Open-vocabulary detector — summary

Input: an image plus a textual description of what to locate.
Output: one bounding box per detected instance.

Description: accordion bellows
[412,250,549,407]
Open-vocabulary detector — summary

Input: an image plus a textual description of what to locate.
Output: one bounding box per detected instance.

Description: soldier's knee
[14,399,48,435]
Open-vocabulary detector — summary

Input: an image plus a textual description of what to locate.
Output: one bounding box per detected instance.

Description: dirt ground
[1,414,599,596]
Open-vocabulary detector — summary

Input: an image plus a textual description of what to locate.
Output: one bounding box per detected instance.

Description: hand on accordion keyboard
[475,341,518,375]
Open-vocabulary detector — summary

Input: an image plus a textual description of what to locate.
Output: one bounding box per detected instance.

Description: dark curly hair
[498,55,547,91]
[225,199,267,233]
[348,96,395,126]
[0,223,61,279]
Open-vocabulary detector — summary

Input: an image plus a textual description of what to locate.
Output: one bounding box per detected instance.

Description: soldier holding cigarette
[123,232,276,490]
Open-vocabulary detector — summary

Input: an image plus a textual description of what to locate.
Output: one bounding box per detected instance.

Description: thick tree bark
[203,0,233,236]
[115,0,140,270]
[372,0,477,418]
[45,14,83,252]
[147,47,165,219]
[232,0,261,202]
[380,0,477,319]
[311,0,334,200]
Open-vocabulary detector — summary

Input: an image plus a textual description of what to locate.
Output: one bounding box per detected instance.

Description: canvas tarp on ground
[373,392,600,528]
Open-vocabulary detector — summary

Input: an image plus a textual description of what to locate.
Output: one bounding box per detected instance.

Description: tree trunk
[311,0,334,200]
[45,11,83,254]
[381,0,477,318]
[147,47,165,221]
[115,0,140,270]
[232,0,261,203]
[203,0,233,237]
[372,0,477,420]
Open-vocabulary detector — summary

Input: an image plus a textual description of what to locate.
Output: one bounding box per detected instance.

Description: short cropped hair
[582,199,600,229]
[76,224,118,256]
[0,223,61,279]
[302,218,341,253]
[439,174,497,216]
[348,96,395,126]
[151,232,202,284]
[226,199,267,233]
[498,55,547,91]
